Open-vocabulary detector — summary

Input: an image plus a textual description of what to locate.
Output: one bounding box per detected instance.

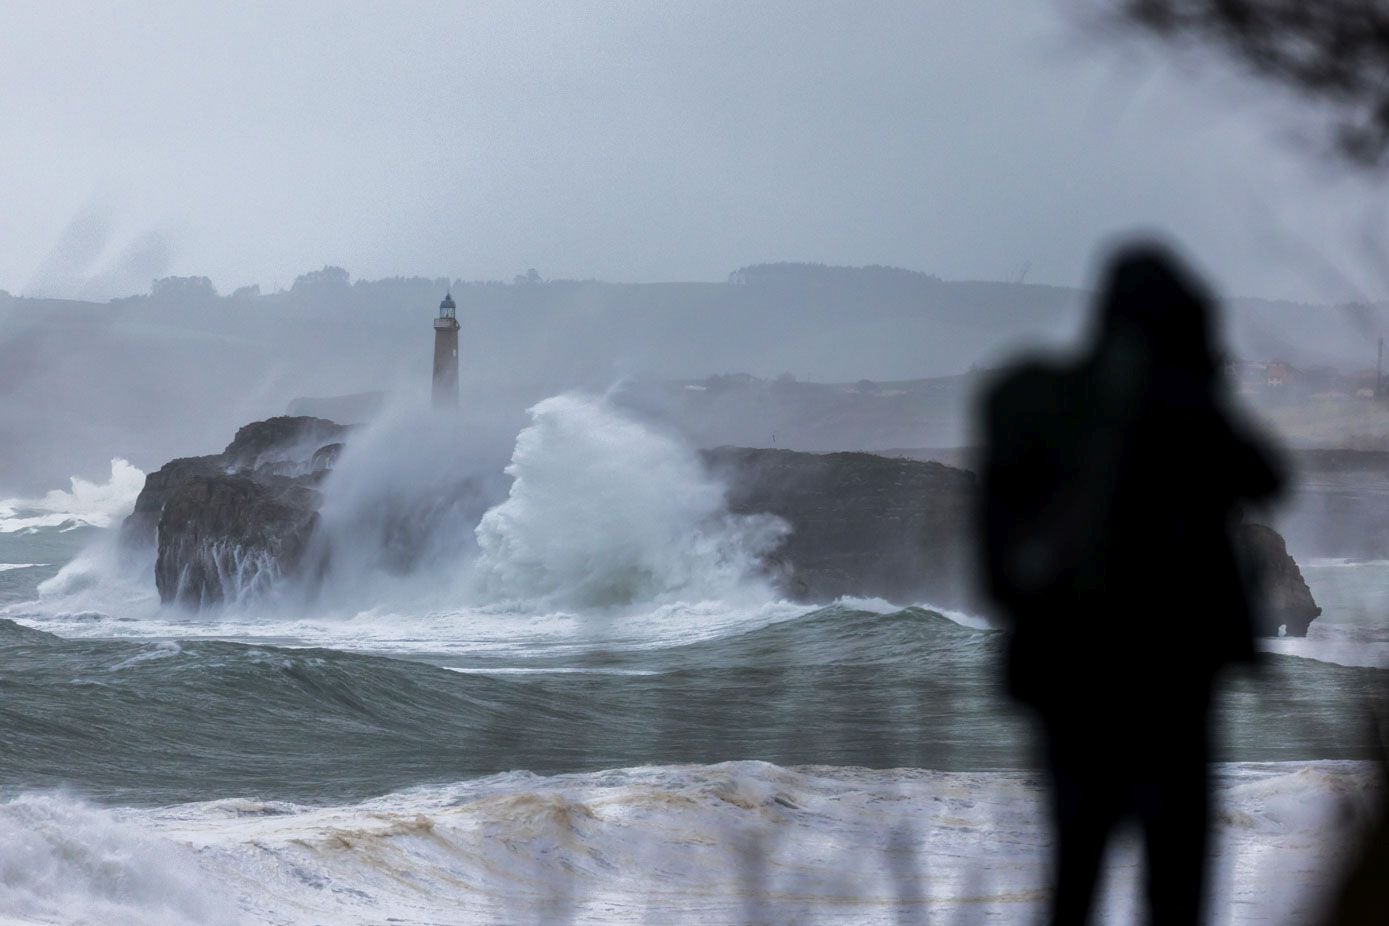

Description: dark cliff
[705,446,1320,636]
[120,416,347,607]
[1238,522,1322,637]
[703,447,978,610]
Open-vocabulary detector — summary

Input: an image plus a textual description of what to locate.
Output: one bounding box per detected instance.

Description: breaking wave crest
[0,761,1375,926]
[0,793,239,926]
[472,393,788,609]
[0,458,144,534]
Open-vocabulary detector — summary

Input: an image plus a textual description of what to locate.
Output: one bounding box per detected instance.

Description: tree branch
[1098,0,1389,164]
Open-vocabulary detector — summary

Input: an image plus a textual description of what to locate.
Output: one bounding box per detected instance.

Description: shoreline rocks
[703,446,978,610]
[1238,522,1322,637]
[120,416,346,606]
[126,420,1320,636]
[706,447,1321,637]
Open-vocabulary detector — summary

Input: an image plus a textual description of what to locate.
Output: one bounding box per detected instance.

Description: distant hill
[2,265,1385,492]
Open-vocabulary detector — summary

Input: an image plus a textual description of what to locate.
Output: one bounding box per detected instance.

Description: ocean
[1,395,1385,924]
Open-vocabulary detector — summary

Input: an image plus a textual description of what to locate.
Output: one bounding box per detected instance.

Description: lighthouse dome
[439,292,456,311]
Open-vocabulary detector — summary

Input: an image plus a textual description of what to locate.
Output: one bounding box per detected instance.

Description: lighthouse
[432,291,460,407]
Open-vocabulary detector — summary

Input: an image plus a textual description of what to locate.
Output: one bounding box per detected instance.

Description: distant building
[432,292,460,407]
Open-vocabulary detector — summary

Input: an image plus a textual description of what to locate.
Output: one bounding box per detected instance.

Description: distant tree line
[96,261,955,312]
[149,275,217,303]
[728,262,942,287]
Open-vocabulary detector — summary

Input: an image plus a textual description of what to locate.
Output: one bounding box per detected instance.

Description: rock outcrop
[154,475,322,608]
[705,446,1319,636]
[1238,522,1322,637]
[121,416,347,607]
[129,424,1319,635]
[703,447,979,610]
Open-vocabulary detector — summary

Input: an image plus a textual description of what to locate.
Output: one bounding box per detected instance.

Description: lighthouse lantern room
[432,292,460,407]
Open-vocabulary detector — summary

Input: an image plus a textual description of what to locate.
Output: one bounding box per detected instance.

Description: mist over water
[303,402,497,609]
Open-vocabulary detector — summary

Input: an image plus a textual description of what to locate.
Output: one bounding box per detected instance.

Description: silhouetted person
[977,244,1284,925]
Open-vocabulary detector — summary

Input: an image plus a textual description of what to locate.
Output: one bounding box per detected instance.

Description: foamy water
[1257,560,1389,669]
[1,761,1376,926]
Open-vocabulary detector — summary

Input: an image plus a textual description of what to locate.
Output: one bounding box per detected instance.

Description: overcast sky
[2,0,1384,303]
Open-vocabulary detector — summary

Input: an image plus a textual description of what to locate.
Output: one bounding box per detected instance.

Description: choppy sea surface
[3,525,1386,924]
[2,400,1386,924]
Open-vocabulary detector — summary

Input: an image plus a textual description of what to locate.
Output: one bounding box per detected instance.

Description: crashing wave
[0,761,1374,926]
[0,458,144,534]
[472,393,788,609]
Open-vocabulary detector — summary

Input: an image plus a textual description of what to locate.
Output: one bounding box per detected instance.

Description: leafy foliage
[1102,0,1389,164]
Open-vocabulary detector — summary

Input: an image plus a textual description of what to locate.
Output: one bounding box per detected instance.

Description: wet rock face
[119,416,346,606]
[222,417,348,472]
[705,447,1320,636]
[1239,522,1322,637]
[120,455,224,549]
[703,447,979,610]
[154,475,321,608]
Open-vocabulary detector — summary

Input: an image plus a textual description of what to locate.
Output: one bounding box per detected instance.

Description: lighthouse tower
[432,291,460,407]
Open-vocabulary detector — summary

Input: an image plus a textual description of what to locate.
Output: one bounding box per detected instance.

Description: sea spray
[0,793,239,926]
[99,391,788,618]
[36,526,155,604]
[473,393,788,609]
[7,395,800,645]
[18,462,159,620]
[303,400,510,606]
[0,457,144,534]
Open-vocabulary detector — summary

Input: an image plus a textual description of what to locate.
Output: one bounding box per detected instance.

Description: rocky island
[121,416,347,607]
[124,416,1322,636]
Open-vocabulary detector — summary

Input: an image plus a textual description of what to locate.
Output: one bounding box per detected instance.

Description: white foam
[106,640,183,672]
[828,595,904,614]
[8,394,814,657]
[1304,558,1389,569]
[3,761,1375,926]
[0,563,46,572]
[3,595,816,662]
[0,793,242,925]
[0,458,145,534]
[24,529,159,620]
[1259,637,1389,669]
[472,393,788,610]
